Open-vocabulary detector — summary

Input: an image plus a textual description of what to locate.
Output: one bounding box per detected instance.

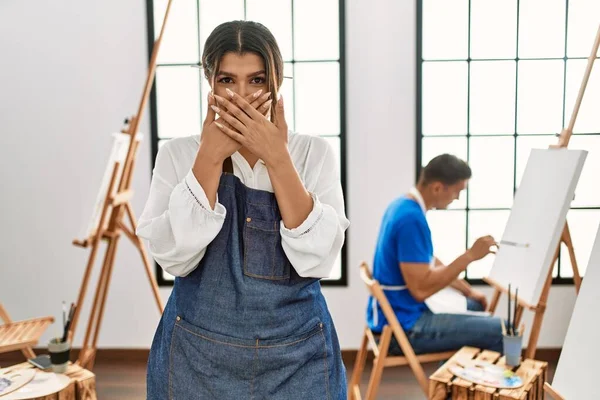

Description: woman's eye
[251,77,266,84]
[218,77,233,84]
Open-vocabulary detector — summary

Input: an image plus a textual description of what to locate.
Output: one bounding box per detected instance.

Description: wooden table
[429,346,548,400]
[2,362,96,400]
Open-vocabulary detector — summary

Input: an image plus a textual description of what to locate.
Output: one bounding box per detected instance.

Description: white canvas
[550,222,600,398]
[84,132,143,238]
[486,148,587,306]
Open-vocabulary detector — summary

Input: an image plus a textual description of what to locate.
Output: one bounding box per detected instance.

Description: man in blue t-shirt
[366,154,503,354]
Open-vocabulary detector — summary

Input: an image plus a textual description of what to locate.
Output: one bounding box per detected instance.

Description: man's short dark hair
[419,154,471,186]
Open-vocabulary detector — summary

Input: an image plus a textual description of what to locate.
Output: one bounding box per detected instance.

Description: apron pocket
[243,217,291,280]
[254,322,331,400]
[169,317,257,399]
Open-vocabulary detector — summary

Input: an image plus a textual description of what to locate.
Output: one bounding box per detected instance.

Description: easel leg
[562,222,582,293]
[525,234,561,360]
[487,289,501,314]
[69,162,121,344]
[125,203,164,313]
[89,235,121,368]
[78,235,120,369]
[526,250,556,360]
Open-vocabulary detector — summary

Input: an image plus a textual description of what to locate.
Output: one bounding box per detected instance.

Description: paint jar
[48,338,70,373]
[503,334,522,367]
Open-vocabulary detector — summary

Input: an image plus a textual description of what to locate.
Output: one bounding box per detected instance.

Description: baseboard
[0,348,150,366]
[1,347,562,367]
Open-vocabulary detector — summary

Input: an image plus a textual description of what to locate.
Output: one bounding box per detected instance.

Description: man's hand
[468,289,488,310]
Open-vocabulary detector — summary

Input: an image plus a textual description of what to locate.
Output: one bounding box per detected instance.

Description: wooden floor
[91,358,557,400]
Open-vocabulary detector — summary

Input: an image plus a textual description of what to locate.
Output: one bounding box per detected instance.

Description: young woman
[137,20,349,399]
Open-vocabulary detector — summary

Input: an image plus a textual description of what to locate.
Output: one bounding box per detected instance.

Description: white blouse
[136,132,350,279]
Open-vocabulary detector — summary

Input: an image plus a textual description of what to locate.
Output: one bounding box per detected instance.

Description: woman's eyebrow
[216,70,266,78]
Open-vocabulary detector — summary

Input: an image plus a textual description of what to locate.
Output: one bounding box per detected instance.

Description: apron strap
[223,156,234,173]
[372,285,407,327]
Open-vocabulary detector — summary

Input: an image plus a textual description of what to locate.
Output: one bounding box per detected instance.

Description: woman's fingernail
[226,88,234,98]
[263,99,273,108]
[215,122,224,129]
[263,92,272,99]
[253,89,263,98]
[211,105,220,113]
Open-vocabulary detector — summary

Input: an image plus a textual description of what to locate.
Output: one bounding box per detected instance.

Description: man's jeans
[388,298,504,355]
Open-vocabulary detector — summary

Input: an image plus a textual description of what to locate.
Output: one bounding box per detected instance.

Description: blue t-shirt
[366,196,433,332]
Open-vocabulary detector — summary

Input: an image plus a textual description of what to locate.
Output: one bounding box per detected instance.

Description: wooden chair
[348,262,455,399]
[0,303,54,360]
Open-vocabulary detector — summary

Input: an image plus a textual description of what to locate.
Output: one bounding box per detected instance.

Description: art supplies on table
[0,371,70,399]
[449,359,523,389]
[0,369,36,397]
[505,284,523,337]
[27,355,52,371]
[61,302,75,344]
[503,284,524,366]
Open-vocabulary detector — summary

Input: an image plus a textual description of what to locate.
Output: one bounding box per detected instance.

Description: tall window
[146,0,347,286]
[417,1,600,282]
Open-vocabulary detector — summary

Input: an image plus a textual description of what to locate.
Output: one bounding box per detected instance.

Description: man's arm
[434,257,472,296]
[401,254,474,302]
[401,236,495,302]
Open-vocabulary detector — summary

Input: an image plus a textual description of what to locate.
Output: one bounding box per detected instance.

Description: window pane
[517,60,564,134]
[467,210,510,279]
[568,135,600,207]
[427,210,467,270]
[156,66,201,139]
[199,0,244,47]
[470,0,517,59]
[422,0,468,60]
[293,0,339,61]
[567,1,600,58]
[518,0,566,58]
[515,135,555,186]
[421,137,467,209]
[246,0,293,61]
[294,62,340,135]
[469,61,516,135]
[565,59,600,133]
[422,62,468,135]
[153,0,199,64]
[323,136,341,176]
[468,137,515,209]
[560,210,600,277]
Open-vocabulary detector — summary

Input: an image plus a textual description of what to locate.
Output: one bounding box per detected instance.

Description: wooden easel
[67,0,174,370]
[544,382,565,400]
[483,24,600,360]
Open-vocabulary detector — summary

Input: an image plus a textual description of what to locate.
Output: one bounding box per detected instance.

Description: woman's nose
[235,84,249,98]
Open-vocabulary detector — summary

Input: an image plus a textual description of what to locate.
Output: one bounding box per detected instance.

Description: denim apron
[146,159,346,399]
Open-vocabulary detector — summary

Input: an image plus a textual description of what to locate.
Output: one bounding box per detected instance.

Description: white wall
[0,0,578,350]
